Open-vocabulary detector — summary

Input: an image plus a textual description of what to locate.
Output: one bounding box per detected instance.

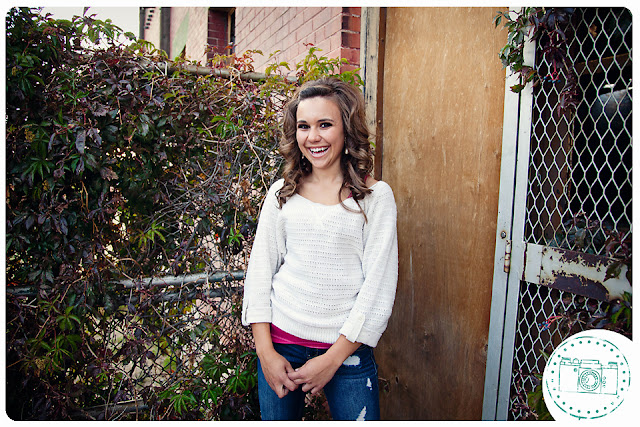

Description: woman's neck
[306,165,343,185]
[298,166,348,205]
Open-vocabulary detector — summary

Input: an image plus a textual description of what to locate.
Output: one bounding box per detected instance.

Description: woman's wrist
[324,335,362,367]
[251,322,276,359]
[256,345,278,361]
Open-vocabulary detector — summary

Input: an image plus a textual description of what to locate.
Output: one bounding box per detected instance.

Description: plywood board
[375,7,508,420]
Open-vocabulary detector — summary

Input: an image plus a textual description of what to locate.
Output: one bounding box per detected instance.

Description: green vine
[494,7,578,115]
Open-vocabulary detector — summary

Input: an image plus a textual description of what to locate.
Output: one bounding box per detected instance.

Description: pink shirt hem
[270,324,332,349]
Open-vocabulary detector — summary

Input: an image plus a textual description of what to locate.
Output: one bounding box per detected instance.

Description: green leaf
[604,261,623,282]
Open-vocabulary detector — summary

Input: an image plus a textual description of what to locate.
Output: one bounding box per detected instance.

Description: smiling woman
[278,78,375,211]
[241,77,399,421]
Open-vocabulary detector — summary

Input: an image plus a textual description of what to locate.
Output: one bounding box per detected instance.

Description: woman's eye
[297,124,309,130]
[320,122,332,128]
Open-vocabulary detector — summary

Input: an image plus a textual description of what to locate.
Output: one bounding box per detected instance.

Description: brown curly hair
[277,77,374,215]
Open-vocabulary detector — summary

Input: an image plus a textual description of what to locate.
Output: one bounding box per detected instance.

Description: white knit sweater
[241,178,398,348]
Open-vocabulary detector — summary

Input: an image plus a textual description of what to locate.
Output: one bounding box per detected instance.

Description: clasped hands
[252,324,362,399]
[260,349,341,398]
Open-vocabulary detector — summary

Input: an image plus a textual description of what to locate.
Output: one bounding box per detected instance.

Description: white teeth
[309,147,328,154]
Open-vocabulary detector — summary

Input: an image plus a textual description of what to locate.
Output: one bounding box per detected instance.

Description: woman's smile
[308,146,329,157]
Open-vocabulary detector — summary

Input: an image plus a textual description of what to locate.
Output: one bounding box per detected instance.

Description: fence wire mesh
[509,283,609,420]
[509,7,632,420]
[79,274,251,419]
[525,7,632,256]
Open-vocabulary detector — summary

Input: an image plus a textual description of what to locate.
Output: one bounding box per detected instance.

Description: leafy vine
[494,7,578,115]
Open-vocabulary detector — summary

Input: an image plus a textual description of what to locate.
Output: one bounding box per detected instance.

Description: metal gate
[483,8,632,420]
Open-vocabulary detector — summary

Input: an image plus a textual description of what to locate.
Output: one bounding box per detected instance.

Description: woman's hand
[288,335,362,395]
[251,323,297,398]
[258,347,299,398]
[288,353,341,395]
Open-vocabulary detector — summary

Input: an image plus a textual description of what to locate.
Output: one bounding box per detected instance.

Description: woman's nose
[309,126,321,142]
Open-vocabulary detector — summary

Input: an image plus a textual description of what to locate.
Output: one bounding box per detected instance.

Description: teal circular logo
[542,329,632,420]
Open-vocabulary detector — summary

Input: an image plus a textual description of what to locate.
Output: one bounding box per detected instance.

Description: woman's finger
[277,385,289,398]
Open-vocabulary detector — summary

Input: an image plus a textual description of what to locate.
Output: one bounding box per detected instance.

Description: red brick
[342,7,361,16]
[340,47,360,66]
[341,14,361,32]
[341,31,360,49]
[340,63,358,73]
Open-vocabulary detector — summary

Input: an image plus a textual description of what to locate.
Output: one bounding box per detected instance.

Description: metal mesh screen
[509,8,632,420]
[508,283,608,420]
[525,7,632,256]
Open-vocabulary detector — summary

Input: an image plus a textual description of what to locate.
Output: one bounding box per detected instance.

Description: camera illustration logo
[558,358,618,395]
[543,329,632,420]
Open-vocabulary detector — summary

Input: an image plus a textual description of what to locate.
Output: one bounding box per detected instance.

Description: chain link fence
[79,272,251,420]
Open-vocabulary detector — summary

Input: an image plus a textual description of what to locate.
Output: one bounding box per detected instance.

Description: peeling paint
[543,273,609,301]
[356,406,367,421]
[523,243,632,301]
[558,249,607,268]
[343,355,361,366]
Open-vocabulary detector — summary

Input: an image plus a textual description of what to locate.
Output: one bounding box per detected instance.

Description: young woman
[241,77,398,421]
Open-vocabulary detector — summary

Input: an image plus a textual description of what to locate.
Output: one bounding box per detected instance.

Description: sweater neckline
[294,181,382,207]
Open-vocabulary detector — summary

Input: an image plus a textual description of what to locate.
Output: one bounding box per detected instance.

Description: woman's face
[296,96,345,174]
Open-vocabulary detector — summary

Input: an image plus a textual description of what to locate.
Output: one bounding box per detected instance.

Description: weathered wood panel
[376,8,508,420]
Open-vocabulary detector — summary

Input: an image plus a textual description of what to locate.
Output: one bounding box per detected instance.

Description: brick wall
[168,7,208,63]
[235,7,360,73]
[140,7,361,73]
[186,8,209,63]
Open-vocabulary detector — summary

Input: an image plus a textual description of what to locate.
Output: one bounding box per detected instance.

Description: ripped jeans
[257,343,380,420]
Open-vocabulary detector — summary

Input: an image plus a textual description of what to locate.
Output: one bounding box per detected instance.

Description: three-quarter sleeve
[339,182,398,347]
[241,179,286,326]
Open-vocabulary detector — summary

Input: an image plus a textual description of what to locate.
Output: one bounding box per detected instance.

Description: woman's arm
[339,181,398,347]
[242,180,285,326]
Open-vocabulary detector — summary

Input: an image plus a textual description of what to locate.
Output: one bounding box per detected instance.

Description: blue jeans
[257,343,380,420]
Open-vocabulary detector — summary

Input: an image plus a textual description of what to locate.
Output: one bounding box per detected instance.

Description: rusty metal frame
[522,243,631,302]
